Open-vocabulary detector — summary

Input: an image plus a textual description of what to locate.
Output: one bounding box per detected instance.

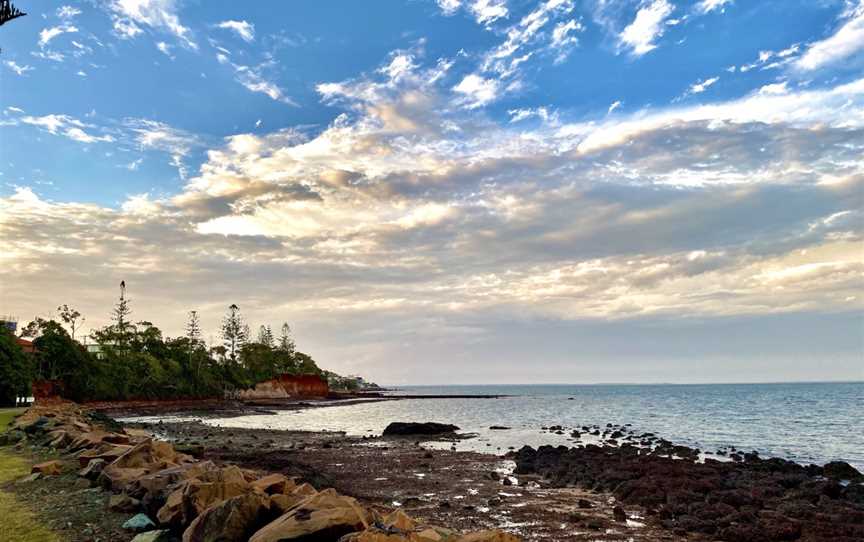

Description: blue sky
[1,1,863,383]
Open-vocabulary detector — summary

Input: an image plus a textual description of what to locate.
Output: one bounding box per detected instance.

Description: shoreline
[2,399,862,541]
[119,400,864,541]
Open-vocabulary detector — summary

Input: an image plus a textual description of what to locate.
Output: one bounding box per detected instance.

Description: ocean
[157,382,864,471]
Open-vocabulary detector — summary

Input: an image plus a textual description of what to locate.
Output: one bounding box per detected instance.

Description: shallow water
[139,382,864,470]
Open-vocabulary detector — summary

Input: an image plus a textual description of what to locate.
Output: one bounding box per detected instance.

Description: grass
[0,408,61,542]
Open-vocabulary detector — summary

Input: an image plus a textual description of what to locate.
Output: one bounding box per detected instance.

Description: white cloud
[695,0,733,15]
[19,114,114,144]
[480,0,579,78]
[233,65,296,105]
[550,18,583,62]
[57,5,82,19]
[216,20,255,43]
[688,76,720,95]
[758,81,789,96]
[106,0,197,49]
[39,25,78,48]
[794,4,864,71]
[64,127,114,144]
[508,107,557,124]
[607,100,622,114]
[156,41,172,57]
[453,74,500,108]
[470,0,509,26]
[436,0,462,16]
[618,0,675,56]
[4,60,34,76]
[125,118,202,178]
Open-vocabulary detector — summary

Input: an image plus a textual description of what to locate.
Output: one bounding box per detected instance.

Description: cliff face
[238,374,330,400]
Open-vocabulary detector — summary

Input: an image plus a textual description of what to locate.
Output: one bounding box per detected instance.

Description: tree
[112,281,133,345]
[0,326,31,406]
[57,304,84,341]
[278,323,295,356]
[258,325,274,348]
[221,304,247,362]
[185,310,203,382]
[186,310,202,345]
[0,1,26,27]
[19,317,48,339]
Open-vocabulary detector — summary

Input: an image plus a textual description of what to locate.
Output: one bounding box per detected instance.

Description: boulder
[382,423,459,436]
[100,439,189,491]
[270,483,319,514]
[32,460,64,476]
[823,461,863,480]
[78,443,133,467]
[132,460,219,503]
[70,430,130,451]
[123,513,157,532]
[182,492,274,542]
[249,489,371,542]
[382,509,416,531]
[252,473,295,495]
[156,465,252,527]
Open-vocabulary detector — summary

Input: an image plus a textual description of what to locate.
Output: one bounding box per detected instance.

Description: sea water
[158,382,864,470]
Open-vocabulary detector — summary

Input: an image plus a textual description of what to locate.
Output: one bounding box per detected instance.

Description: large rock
[382,422,460,436]
[157,465,252,527]
[249,489,372,542]
[823,461,863,480]
[78,442,133,467]
[252,473,296,495]
[123,513,157,532]
[270,483,319,514]
[70,429,130,451]
[182,492,274,542]
[132,460,219,503]
[100,439,189,491]
[32,460,64,476]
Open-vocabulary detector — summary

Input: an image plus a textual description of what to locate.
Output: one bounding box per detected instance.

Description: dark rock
[489,426,511,430]
[382,422,459,436]
[823,461,863,480]
[612,505,627,522]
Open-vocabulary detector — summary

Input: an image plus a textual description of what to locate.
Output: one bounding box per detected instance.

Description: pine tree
[186,310,202,345]
[258,325,274,348]
[221,304,247,362]
[112,281,133,347]
[278,322,295,355]
[0,1,27,27]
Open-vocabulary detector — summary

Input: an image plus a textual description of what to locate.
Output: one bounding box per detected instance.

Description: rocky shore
[511,427,864,541]
[4,402,861,542]
[0,402,520,542]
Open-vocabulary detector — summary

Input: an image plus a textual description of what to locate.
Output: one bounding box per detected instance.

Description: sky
[0,0,862,385]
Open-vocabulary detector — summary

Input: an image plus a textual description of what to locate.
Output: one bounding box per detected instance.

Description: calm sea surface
[150,382,864,470]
